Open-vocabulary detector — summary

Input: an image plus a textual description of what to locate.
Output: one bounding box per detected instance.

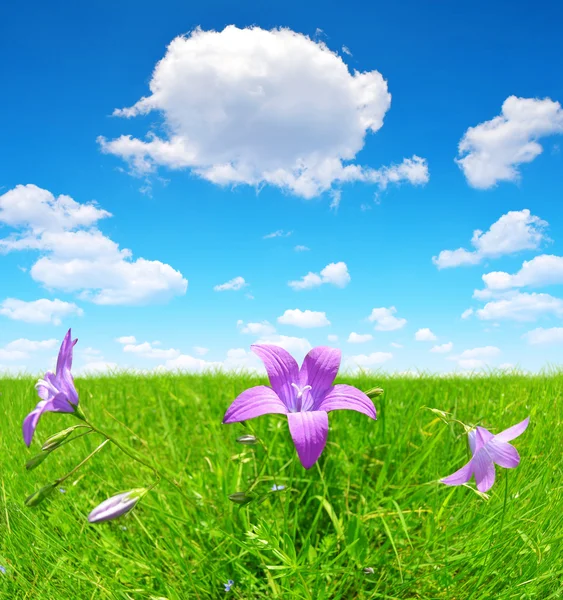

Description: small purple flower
[224,580,234,592]
[88,489,145,524]
[441,417,529,492]
[0,565,6,575]
[22,329,79,447]
[59,488,66,494]
[223,345,376,469]
[271,484,285,491]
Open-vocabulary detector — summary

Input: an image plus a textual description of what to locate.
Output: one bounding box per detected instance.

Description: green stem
[83,419,193,505]
[56,439,110,485]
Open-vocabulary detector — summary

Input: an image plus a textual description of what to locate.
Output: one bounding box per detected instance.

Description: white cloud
[237,319,276,336]
[449,346,500,370]
[75,361,119,376]
[430,342,453,353]
[390,342,403,348]
[294,245,310,252]
[213,276,248,292]
[122,341,181,360]
[4,338,58,352]
[347,332,373,343]
[0,298,83,325]
[523,327,563,345]
[98,26,429,200]
[0,185,188,305]
[456,96,563,189]
[0,348,27,361]
[116,335,137,344]
[344,351,393,371]
[193,346,209,355]
[263,230,292,239]
[433,209,547,269]
[482,255,563,291]
[461,308,474,319]
[255,334,312,360]
[277,309,330,328]
[367,306,407,331]
[327,334,339,342]
[476,292,563,322]
[289,261,350,290]
[415,328,437,341]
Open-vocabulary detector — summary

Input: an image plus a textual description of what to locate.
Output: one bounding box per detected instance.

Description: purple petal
[315,384,376,420]
[251,345,299,409]
[35,376,57,401]
[473,427,494,454]
[88,489,143,523]
[472,448,496,492]
[50,392,76,413]
[22,400,51,447]
[56,329,76,375]
[223,385,288,424]
[287,410,329,469]
[487,440,520,468]
[57,371,79,406]
[494,417,530,443]
[299,347,341,408]
[441,459,474,486]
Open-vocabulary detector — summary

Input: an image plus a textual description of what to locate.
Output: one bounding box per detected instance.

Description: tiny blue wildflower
[224,579,234,592]
[0,566,6,574]
[59,488,66,494]
[271,484,285,491]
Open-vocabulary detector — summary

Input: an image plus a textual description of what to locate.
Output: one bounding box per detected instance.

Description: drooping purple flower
[22,329,79,447]
[88,489,145,524]
[223,345,377,469]
[441,417,529,492]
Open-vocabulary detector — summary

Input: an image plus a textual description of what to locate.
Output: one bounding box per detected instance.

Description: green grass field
[1,371,561,599]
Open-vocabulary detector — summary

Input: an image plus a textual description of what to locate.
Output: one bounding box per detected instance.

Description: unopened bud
[25,452,51,471]
[42,425,85,451]
[88,488,146,524]
[236,435,258,445]
[364,387,384,399]
[228,492,253,506]
[25,482,57,507]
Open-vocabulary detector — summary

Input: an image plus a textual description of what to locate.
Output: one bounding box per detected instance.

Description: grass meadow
[0,371,562,599]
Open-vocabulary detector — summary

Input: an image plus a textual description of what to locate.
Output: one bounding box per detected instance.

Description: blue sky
[1,0,563,375]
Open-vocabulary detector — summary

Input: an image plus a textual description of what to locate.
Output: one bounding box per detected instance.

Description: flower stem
[56,439,110,485]
[82,418,193,505]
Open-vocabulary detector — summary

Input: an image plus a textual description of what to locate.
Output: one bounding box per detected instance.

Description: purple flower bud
[88,489,146,524]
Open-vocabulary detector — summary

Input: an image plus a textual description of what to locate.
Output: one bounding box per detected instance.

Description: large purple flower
[441,417,529,492]
[222,345,377,469]
[22,329,79,447]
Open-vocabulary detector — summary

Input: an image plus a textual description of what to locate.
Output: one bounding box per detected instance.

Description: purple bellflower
[441,417,529,492]
[23,329,79,447]
[222,345,377,469]
[88,489,145,524]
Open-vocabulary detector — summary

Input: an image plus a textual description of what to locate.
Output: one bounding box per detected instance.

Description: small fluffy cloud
[456,96,563,189]
[122,341,180,360]
[482,255,563,291]
[461,308,474,319]
[289,261,350,290]
[475,292,563,322]
[347,332,373,343]
[344,351,393,371]
[263,230,292,239]
[0,298,83,325]
[116,336,137,344]
[430,342,453,353]
[294,245,310,252]
[98,26,429,200]
[390,342,403,348]
[0,185,188,305]
[449,346,500,370]
[327,334,338,342]
[237,319,276,336]
[415,328,436,341]
[367,306,407,331]
[523,327,563,345]
[75,361,119,376]
[4,338,58,352]
[277,309,330,328]
[433,209,547,269]
[213,276,248,292]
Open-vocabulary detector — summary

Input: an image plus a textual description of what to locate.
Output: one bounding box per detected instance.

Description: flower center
[291,383,312,399]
